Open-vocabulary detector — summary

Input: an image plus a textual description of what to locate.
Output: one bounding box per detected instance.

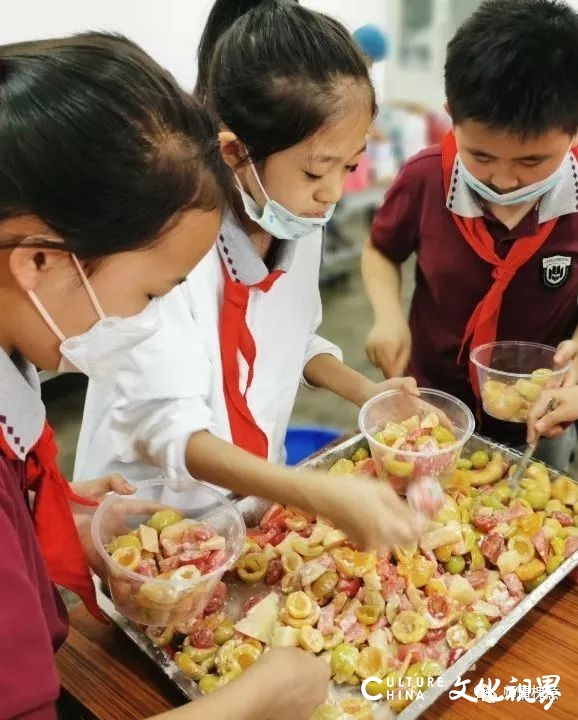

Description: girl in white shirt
[76,0,425,551]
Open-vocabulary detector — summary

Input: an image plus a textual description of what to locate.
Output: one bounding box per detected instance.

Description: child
[0,32,330,720]
[75,0,429,545]
[363,0,578,471]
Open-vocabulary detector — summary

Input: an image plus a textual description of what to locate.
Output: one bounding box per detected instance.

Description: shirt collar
[447,152,578,223]
[217,212,296,285]
[0,347,45,460]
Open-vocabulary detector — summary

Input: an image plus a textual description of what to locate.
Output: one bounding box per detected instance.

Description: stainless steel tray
[97,433,578,719]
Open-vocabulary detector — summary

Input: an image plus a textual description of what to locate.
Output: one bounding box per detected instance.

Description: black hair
[445,0,578,137]
[0,33,227,259]
[195,0,375,163]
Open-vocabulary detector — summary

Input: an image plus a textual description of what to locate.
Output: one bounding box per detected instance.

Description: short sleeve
[370,153,429,263]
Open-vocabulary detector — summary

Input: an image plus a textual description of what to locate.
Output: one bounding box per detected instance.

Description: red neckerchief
[0,421,105,621]
[441,130,571,394]
[219,263,284,458]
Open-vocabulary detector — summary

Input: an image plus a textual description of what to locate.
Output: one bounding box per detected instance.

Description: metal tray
[96,433,578,719]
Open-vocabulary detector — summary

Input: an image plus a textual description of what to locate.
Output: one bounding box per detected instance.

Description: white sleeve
[106,291,214,489]
[301,287,343,389]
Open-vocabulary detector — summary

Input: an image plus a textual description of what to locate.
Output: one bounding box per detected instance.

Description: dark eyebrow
[467,146,552,162]
[311,144,367,163]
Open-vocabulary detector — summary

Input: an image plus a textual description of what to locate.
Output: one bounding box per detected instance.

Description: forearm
[150,671,267,720]
[185,430,336,514]
[303,353,374,407]
[361,241,404,323]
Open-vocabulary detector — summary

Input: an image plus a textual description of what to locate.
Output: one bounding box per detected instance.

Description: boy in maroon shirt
[363,0,578,470]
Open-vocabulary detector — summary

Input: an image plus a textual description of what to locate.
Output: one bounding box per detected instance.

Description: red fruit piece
[179,550,210,567]
[532,530,550,563]
[425,628,445,644]
[426,594,451,620]
[192,524,217,541]
[260,504,288,532]
[564,535,578,560]
[204,581,228,615]
[189,625,215,649]
[550,511,573,528]
[244,594,266,614]
[337,577,362,598]
[474,515,498,534]
[205,550,227,573]
[397,643,427,663]
[264,558,283,586]
[503,573,524,597]
[448,648,466,665]
[480,533,505,565]
[355,458,377,476]
[464,569,489,589]
[158,556,180,574]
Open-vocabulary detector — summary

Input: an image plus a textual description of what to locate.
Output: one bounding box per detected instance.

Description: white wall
[0,0,389,97]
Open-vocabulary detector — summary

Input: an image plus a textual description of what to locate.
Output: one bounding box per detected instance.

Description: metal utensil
[508,397,557,490]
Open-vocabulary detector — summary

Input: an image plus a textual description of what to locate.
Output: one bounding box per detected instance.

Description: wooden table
[57,579,578,719]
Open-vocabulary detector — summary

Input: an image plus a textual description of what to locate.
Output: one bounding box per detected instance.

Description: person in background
[0,32,330,720]
[363,0,578,471]
[75,0,428,550]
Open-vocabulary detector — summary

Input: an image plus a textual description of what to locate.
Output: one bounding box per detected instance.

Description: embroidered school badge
[542,255,572,289]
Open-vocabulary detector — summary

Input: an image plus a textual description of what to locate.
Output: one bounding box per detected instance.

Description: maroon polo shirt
[371,145,578,446]
[0,456,68,719]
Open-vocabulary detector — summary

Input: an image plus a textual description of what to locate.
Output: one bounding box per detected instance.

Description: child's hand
[527,386,578,441]
[360,376,420,406]
[555,339,578,386]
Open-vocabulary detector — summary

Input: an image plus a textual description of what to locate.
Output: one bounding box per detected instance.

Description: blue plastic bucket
[284,426,342,466]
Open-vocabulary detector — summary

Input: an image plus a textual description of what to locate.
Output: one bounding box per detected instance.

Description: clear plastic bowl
[91,479,245,626]
[470,341,568,424]
[358,388,475,493]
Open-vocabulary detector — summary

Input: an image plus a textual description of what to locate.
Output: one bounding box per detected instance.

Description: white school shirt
[74,215,341,501]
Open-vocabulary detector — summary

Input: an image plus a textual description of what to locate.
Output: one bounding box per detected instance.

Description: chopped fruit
[146,510,184,535]
[391,611,428,644]
[106,534,142,555]
[286,591,313,620]
[236,553,269,584]
[111,546,140,572]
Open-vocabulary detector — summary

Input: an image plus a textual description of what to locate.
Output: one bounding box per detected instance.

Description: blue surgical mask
[235,161,335,240]
[459,157,564,206]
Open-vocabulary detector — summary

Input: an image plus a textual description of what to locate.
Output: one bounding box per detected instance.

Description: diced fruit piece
[236,553,269,583]
[323,529,348,550]
[447,576,476,606]
[507,535,535,563]
[271,626,299,648]
[457,458,473,470]
[170,565,201,583]
[445,556,466,575]
[330,643,360,681]
[233,643,261,670]
[159,518,199,542]
[356,646,389,679]
[462,612,490,636]
[286,591,313,620]
[137,524,160,554]
[234,593,279,645]
[106,534,142,555]
[391,611,428,644]
[291,538,324,558]
[384,458,414,478]
[515,559,546,583]
[281,551,303,575]
[431,426,456,444]
[355,605,381,626]
[546,555,564,575]
[531,368,553,386]
[311,571,339,602]
[298,626,325,654]
[497,550,522,576]
[213,619,235,645]
[351,447,370,463]
[446,624,469,649]
[147,510,184,535]
[551,476,578,506]
[329,458,355,475]
[111,546,140,572]
[514,379,542,402]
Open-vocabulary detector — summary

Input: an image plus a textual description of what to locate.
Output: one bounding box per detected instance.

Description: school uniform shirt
[0,349,68,720]
[74,214,341,498]
[371,145,578,446]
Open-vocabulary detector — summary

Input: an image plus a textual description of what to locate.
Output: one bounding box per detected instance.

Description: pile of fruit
[105,509,227,624]
[367,412,460,494]
[146,447,578,718]
[481,368,554,423]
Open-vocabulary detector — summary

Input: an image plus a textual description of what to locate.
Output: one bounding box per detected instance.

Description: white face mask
[236,161,335,240]
[459,156,565,206]
[27,254,158,378]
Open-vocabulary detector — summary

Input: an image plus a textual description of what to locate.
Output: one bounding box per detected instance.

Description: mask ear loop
[27,290,66,343]
[70,254,106,321]
[25,240,106,342]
